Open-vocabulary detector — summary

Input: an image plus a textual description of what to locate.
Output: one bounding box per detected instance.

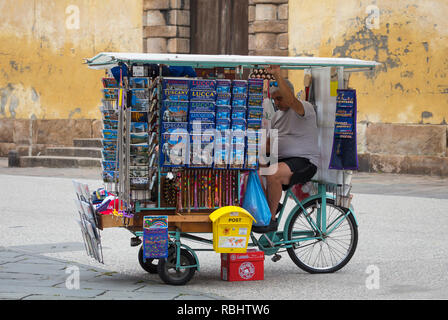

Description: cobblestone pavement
[0,246,223,300]
[1,158,447,300]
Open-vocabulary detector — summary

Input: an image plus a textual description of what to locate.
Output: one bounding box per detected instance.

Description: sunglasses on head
[270,81,278,87]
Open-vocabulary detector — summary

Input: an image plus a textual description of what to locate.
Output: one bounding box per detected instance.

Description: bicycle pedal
[271,254,282,262]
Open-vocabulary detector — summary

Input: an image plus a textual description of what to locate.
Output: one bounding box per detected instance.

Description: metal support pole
[319,183,327,234]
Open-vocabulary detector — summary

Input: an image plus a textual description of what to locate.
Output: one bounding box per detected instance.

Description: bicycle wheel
[157,248,196,285]
[138,246,158,274]
[286,198,358,273]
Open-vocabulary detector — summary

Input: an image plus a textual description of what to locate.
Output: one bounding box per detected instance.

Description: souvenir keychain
[228,171,231,206]
[205,170,208,208]
[177,172,182,212]
[203,170,207,208]
[201,170,204,208]
[163,178,169,206]
[194,170,198,210]
[187,169,191,213]
[184,170,188,210]
[219,171,225,207]
[215,171,219,207]
[225,171,229,206]
[218,170,222,207]
[208,170,212,208]
[231,171,236,206]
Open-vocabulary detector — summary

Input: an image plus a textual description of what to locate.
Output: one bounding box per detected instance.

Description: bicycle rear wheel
[286,198,358,273]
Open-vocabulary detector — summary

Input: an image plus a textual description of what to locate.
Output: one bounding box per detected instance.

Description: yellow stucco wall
[0,0,142,120]
[288,0,448,125]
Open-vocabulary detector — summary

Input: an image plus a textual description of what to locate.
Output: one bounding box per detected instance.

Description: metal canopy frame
[85,52,380,71]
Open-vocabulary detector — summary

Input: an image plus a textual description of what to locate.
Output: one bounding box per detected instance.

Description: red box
[221,249,264,281]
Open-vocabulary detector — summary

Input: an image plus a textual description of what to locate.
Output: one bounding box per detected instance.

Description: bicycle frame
[136,182,358,270]
[249,182,358,255]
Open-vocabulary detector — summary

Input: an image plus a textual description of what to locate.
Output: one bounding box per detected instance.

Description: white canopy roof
[85,52,380,71]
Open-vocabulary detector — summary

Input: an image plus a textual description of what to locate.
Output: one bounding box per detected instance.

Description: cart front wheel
[138,246,158,274]
[157,248,196,285]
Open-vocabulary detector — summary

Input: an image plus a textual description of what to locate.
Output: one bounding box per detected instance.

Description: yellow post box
[209,206,256,253]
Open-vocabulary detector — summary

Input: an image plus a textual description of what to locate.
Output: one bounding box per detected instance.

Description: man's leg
[257,171,267,198]
[265,162,293,219]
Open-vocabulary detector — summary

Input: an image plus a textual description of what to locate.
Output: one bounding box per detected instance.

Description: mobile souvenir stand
[81,53,379,285]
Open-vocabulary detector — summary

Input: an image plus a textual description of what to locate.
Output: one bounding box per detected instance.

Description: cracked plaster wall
[0,0,142,121]
[288,0,448,125]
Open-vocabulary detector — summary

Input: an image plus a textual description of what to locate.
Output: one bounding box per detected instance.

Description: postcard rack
[98,64,266,232]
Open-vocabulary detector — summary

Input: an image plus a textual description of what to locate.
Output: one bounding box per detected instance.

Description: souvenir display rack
[97,66,267,233]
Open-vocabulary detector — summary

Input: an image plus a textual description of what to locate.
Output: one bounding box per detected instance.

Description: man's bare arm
[266,65,305,116]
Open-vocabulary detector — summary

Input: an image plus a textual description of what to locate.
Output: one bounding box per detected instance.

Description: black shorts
[279,157,317,191]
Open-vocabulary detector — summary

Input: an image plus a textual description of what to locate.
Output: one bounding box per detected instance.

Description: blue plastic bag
[242,171,271,227]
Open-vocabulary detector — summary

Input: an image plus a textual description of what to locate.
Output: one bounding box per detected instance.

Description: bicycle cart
[81,53,378,285]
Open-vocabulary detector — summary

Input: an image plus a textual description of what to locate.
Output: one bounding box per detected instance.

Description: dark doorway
[190,0,248,55]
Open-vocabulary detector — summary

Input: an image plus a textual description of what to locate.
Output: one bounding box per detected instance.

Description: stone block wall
[248,0,288,56]
[0,118,102,157]
[357,123,448,176]
[143,0,191,53]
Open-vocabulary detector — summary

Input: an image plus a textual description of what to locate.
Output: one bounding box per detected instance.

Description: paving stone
[0,292,31,300]
[0,257,27,265]
[0,261,66,275]
[174,294,221,300]
[21,286,105,299]
[55,277,145,292]
[10,257,66,265]
[0,250,25,260]
[0,278,63,288]
[0,271,54,281]
[22,294,90,300]
[93,290,177,300]
[8,242,87,254]
[0,281,105,298]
